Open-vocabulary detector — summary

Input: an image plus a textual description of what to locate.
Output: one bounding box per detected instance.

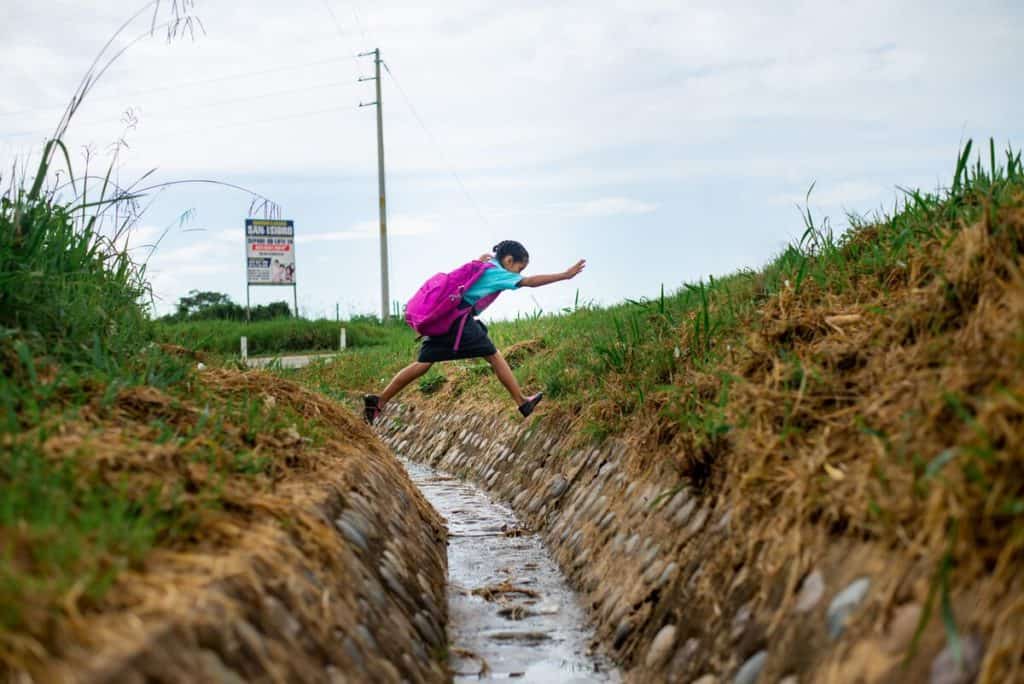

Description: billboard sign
[246,219,295,285]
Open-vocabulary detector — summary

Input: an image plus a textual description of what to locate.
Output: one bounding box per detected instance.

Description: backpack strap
[452,309,472,352]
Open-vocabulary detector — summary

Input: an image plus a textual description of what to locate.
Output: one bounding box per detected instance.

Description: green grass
[154,316,410,356]
[0,0,306,654]
[303,139,1023,432]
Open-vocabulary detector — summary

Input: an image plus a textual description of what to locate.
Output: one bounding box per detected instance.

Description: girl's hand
[563,259,586,279]
[478,253,493,262]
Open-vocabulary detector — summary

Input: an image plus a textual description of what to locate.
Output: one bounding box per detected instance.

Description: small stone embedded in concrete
[644,559,666,585]
[645,625,678,668]
[794,569,825,613]
[656,562,679,588]
[625,533,641,554]
[731,603,752,640]
[777,676,798,684]
[716,509,733,531]
[355,624,378,651]
[547,475,569,501]
[930,634,983,684]
[413,611,444,649]
[263,596,301,638]
[642,544,661,565]
[883,603,922,655]
[666,489,688,515]
[600,512,616,530]
[342,637,365,667]
[827,577,871,638]
[674,500,696,527]
[733,650,767,684]
[613,620,634,649]
[196,649,246,684]
[691,676,718,684]
[666,636,700,679]
[335,516,369,552]
[686,507,709,537]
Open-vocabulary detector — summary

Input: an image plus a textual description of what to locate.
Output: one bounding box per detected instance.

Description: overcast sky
[2,1,1021,321]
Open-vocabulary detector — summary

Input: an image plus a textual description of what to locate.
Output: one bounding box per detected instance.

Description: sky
[2,0,1021,322]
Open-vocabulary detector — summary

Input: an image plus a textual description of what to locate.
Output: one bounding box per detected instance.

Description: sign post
[245,218,298,319]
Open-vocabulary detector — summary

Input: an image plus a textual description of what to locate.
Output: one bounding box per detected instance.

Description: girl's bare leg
[485,352,526,405]
[379,362,433,406]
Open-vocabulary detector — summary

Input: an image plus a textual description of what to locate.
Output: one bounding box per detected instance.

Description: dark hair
[493,240,529,265]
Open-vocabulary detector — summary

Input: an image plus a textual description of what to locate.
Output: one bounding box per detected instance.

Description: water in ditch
[402,459,619,683]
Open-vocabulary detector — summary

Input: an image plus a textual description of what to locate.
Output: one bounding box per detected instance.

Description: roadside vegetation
[293,140,1024,680]
[154,313,408,356]
[0,4,374,676]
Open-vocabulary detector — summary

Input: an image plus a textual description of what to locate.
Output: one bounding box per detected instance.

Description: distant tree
[162,290,293,322]
[252,301,292,320]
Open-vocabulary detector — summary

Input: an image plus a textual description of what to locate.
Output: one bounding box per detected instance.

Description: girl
[363,240,586,424]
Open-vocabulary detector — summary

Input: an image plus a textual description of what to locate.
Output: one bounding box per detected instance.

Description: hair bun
[492,243,501,252]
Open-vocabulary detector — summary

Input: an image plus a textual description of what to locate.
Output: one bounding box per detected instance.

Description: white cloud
[2,1,1021,318]
[299,214,439,242]
[769,181,890,209]
[562,197,659,218]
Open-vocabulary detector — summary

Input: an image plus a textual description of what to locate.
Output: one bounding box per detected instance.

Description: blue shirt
[463,261,522,306]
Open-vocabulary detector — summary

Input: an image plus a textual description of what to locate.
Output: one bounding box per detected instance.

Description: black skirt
[417,316,497,362]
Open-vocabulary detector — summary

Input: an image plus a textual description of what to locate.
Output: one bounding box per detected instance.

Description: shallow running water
[403,460,619,683]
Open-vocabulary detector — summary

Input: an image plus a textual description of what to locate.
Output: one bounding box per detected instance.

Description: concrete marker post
[240,336,248,362]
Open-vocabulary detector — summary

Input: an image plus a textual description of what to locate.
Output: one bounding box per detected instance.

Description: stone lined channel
[403,459,619,683]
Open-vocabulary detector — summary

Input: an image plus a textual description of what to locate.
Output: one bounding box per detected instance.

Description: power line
[0,55,356,120]
[318,0,368,83]
[1,78,364,141]
[382,60,491,229]
[349,0,371,47]
[4,103,360,146]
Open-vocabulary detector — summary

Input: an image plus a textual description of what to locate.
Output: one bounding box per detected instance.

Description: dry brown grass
[1,367,392,678]
[648,199,1024,681]
[387,194,1024,681]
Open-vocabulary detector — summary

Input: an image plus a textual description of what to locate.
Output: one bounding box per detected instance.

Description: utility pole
[358,48,390,321]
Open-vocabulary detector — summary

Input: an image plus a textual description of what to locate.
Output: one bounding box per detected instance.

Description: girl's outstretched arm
[519,259,586,288]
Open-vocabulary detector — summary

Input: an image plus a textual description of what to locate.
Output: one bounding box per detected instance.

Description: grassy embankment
[0,14,375,673]
[0,157,377,675]
[154,315,408,357]
[294,140,1024,679]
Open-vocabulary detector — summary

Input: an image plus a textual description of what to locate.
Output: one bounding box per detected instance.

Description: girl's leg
[379,361,433,406]
[484,352,526,405]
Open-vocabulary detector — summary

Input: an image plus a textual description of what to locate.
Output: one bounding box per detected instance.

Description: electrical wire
[2,79,364,140]
[318,0,369,83]
[382,60,491,229]
[0,54,358,120]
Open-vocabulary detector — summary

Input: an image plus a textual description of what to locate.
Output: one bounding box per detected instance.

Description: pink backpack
[405,261,503,351]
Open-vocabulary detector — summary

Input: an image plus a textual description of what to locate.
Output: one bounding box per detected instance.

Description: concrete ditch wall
[380,404,969,684]
[35,447,450,684]
[381,404,719,682]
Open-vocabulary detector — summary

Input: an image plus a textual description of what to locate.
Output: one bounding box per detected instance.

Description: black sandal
[363,395,382,424]
[518,392,543,417]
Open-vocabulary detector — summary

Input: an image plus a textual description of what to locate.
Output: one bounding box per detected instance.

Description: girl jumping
[363,240,586,424]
